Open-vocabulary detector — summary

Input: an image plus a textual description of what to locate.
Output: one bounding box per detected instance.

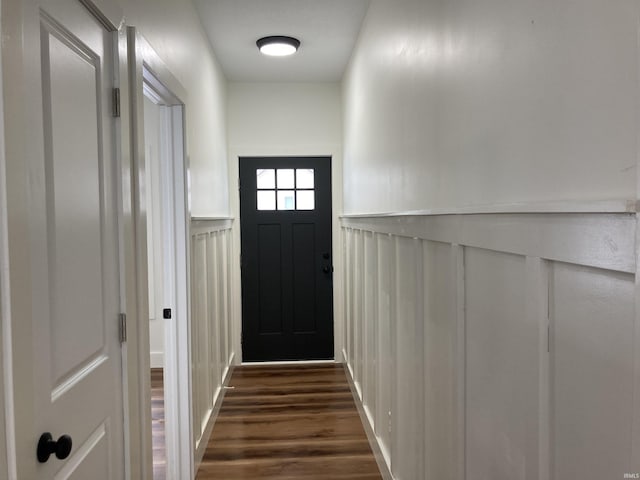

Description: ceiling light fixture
[256,36,300,57]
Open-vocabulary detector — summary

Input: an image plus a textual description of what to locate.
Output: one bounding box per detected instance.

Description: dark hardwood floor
[196,363,382,480]
[151,368,166,480]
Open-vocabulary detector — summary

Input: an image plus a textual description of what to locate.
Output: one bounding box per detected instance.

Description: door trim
[127,28,193,480]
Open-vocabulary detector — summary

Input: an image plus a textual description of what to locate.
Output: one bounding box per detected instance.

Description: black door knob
[37,432,72,463]
[322,266,331,274]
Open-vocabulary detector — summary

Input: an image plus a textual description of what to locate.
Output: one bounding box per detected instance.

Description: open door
[4,0,125,477]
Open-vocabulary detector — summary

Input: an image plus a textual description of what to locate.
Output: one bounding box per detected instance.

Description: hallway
[1,0,639,478]
[195,364,382,479]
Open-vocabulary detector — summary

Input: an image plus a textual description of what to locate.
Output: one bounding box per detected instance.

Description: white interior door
[27,0,124,477]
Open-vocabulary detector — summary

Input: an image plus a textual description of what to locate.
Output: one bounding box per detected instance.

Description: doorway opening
[141,65,191,479]
[239,156,334,362]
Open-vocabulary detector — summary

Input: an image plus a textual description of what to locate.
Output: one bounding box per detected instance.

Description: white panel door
[27,0,124,478]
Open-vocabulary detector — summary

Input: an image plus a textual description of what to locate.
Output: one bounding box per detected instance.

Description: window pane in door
[257,169,276,189]
[257,190,276,210]
[277,169,295,189]
[296,169,314,189]
[296,190,315,210]
[277,190,295,210]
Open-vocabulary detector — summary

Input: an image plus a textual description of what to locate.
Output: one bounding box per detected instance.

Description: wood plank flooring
[196,364,382,480]
[151,368,166,480]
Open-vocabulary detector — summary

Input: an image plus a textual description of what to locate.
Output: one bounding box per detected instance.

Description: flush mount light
[256,36,300,57]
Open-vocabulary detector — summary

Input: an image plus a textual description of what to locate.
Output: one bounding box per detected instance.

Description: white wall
[343,0,639,214]
[342,1,640,479]
[228,83,342,151]
[122,0,230,217]
[227,82,344,360]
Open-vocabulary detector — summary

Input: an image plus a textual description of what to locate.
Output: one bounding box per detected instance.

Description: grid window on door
[256,169,315,211]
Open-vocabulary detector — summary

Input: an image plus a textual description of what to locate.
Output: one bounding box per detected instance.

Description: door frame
[127,28,193,480]
[229,149,344,364]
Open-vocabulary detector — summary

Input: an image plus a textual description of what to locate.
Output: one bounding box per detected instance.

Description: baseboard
[342,363,394,480]
[194,353,236,470]
[149,351,164,369]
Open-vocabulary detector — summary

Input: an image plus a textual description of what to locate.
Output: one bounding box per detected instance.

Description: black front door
[240,156,333,361]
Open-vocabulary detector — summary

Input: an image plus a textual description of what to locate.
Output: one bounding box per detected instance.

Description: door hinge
[547,324,550,353]
[112,88,121,118]
[119,313,127,343]
[547,283,551,353]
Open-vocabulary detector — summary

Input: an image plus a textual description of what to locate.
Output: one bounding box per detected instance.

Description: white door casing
[5,0,125,477]
[128,28,193,479]
[136,41,193,477]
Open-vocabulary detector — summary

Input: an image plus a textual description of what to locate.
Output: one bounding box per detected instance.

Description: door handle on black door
[37,432,73,462]
[322,266,333,274]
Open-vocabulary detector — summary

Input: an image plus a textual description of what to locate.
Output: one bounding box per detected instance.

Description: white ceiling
[193,0,371,82]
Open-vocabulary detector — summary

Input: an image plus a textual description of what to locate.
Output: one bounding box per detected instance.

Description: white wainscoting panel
[375,233,393,464]
[191,232,210,441]
[206,232,221,399]
[550,263,635,480]
[362,231,377,426]
[393,237,425,479]
[423,240,456,480]
[354,230,364,398]
[190,219,235,458]
[465,249,536,480]
[345,228,354,369]
[341,212,638,480]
